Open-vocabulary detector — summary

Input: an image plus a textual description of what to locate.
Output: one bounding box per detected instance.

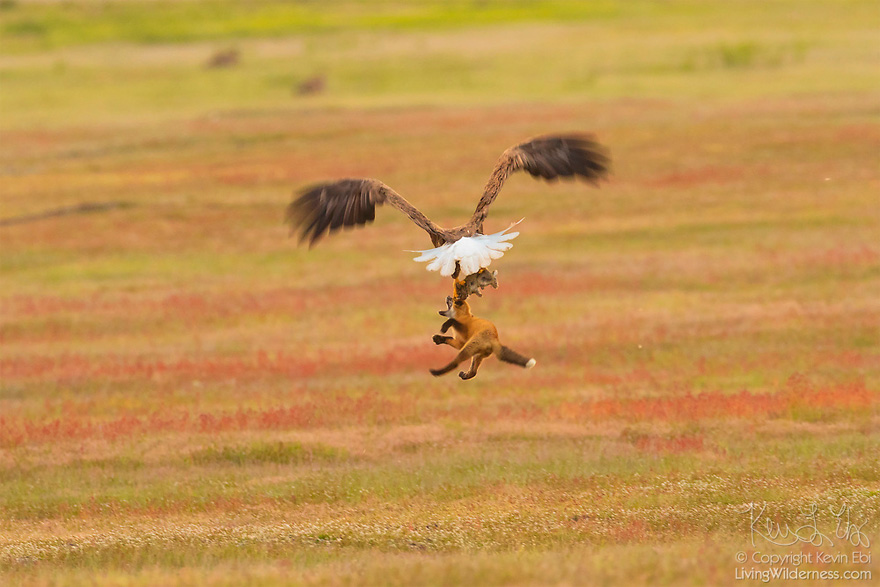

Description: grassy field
[1,1,879,585]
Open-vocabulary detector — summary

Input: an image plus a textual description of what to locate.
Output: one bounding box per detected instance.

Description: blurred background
[1,1,878,584]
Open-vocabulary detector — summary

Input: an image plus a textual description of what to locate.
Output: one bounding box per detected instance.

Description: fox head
[439,296,472,320]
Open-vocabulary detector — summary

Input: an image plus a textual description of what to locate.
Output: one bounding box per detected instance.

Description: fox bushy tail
[498,345,536,369]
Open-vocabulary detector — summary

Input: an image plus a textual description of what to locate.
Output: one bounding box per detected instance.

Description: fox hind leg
[430,339,486,377]
[430,348,471,377]
[459,354,486,380]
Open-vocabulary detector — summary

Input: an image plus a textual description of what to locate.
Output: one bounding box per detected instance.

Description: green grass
[1,0,878,127]
[188,441,347,466]
[0,0,625,50]
[1,0,875,52]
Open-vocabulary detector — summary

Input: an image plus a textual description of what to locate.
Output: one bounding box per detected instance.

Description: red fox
[430,296,536,380]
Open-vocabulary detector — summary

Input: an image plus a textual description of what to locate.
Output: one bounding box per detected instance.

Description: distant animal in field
[205,48,240,69]
[296,75,326,96]
[286,133,610,299]
[430,296,535,380]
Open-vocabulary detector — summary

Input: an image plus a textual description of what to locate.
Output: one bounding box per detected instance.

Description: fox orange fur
[430,296,536,380]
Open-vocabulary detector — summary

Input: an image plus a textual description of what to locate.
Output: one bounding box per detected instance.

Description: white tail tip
[525,358,536,369]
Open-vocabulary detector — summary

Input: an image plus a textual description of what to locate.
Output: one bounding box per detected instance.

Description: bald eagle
[286,133,610,283]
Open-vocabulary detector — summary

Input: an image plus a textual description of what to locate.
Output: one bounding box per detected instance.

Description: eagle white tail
[411,220,522,277]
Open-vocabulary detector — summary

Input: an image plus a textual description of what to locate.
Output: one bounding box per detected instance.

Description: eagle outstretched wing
[286,178,447,247]
[287,133,611,251]
[469,133,611,231]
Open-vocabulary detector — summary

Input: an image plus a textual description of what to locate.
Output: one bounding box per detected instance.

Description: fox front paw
[433,334,451,345]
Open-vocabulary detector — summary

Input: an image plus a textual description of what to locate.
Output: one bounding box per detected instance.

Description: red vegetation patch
[805,245,879,267]
[0,351,318,382]
[0,378,874,448]
[0,391,419,447]
[0,281,444,344]
[554,379,875,423]
[2,286,344,320]
[0,344,449,384]
[608,519,651,543]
